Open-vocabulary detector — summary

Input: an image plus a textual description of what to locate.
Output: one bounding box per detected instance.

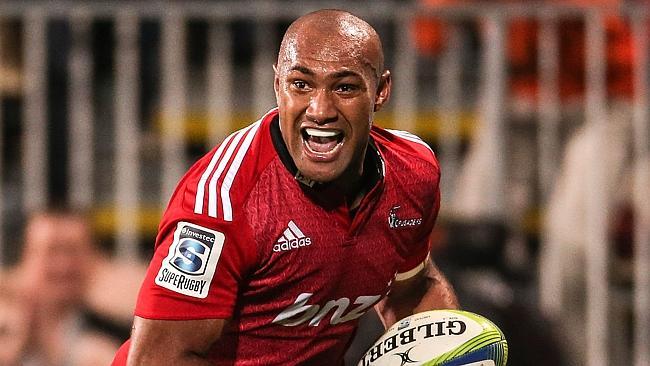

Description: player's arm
[374,254,459,329]
[127,316,225,365]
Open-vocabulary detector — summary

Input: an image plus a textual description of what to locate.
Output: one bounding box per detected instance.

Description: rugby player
[113,9,459,365]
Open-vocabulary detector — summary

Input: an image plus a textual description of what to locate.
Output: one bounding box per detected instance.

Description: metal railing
[0,1,648,365]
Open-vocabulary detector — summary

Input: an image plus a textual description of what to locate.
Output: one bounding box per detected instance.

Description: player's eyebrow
[289,65,314,75]
[288,66,363,80]
[331,70,362,79]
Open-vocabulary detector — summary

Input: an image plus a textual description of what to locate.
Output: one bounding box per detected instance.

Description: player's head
[274,9,391,184]
[19,208,97,308]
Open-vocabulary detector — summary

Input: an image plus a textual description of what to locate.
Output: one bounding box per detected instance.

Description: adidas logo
[273,220,312,252]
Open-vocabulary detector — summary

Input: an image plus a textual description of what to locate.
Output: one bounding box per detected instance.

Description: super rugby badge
[155,221,224,298]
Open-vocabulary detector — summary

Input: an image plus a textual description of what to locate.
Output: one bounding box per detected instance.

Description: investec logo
[273,220,311,252]
[155,222,224,299]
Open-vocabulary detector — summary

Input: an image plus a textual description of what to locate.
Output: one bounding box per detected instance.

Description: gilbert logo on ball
[358,310,508,366]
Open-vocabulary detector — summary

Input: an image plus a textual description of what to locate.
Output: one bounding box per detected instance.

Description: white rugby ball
[358,310,508,366]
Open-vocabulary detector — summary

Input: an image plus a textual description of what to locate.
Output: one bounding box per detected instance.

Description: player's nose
[306,89,337,124]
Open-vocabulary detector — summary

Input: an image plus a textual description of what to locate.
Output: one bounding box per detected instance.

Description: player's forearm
[128,350,213,366]
[127,337,215,366]
[375,261,459,329]
[127,317,225,366]
[412,263,459,313]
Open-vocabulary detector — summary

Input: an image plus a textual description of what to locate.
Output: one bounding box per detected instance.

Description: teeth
[304,128,340,138]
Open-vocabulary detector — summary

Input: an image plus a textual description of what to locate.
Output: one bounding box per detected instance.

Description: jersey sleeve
[391,133,442,279]
[134,154,257,320]
[395,184,440,278]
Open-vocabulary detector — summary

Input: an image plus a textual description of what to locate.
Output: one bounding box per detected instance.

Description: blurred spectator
[0,286,30,365]
[0,209,132,366]
[539,105,645,365]
[509,0,642,105]
[414,0,645,105]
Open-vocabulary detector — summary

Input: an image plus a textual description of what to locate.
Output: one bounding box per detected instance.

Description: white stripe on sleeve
[395,254,430,281]
[207,128,247,218]
[194,132,239,214]
[386,129,434,155]
[220,122,261,221]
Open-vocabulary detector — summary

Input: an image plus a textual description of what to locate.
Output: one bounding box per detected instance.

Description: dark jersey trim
[270,115,301,179]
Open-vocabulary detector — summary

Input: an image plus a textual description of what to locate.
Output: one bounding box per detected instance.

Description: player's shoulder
[371,126,439,168]
[174,109,278,222]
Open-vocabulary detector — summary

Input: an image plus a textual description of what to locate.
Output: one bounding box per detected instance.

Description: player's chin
[297,161,345,184]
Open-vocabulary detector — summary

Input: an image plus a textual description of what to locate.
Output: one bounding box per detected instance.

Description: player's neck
[331,161,369,210]
[340,172,365,209]
[335,141,382,209]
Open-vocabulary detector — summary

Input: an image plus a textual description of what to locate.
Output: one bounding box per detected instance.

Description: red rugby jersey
[119,108,441,365]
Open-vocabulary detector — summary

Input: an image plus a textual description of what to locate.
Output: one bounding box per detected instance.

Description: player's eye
[291,80,309,90]
[335,83,359,94]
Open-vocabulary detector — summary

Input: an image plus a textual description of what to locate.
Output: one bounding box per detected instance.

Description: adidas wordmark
[273,221,311,252]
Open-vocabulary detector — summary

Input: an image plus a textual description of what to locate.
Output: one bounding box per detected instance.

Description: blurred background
[0,0,648,365]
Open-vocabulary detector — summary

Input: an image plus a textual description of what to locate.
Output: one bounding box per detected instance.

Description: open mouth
[301,127,344,158]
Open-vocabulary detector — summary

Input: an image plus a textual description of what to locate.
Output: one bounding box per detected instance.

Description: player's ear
[273,64,280,103]
[273,64,279,92]
[374,70,391,112]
